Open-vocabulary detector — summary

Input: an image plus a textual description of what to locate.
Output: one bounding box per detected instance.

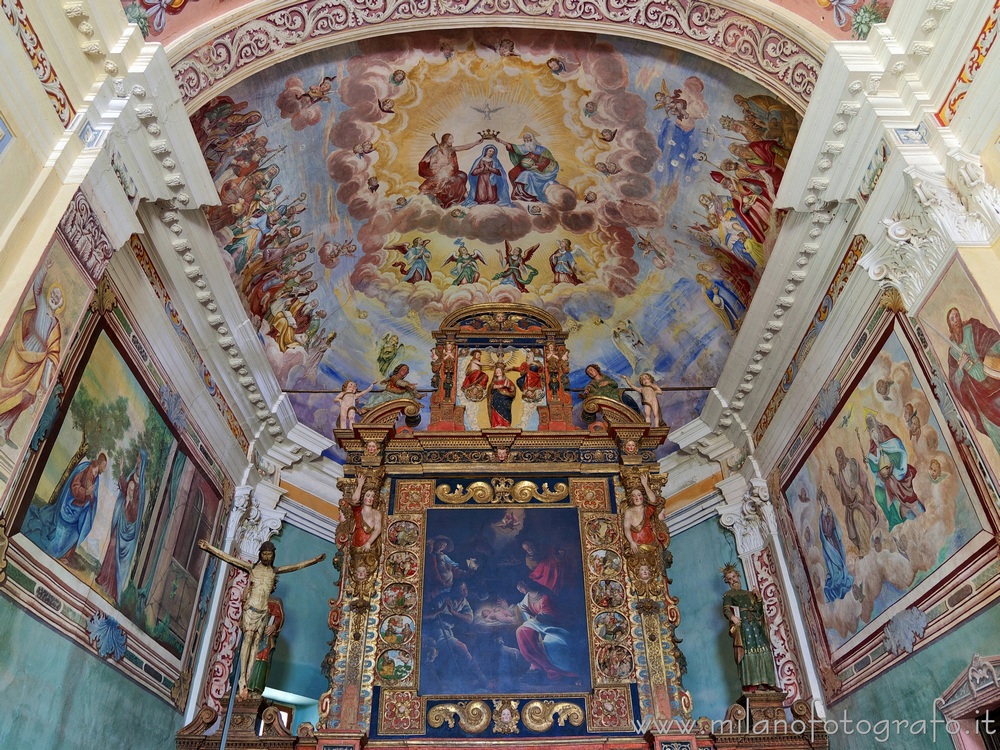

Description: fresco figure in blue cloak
[96,449,148,601]
[696,273,746,331]
[495,131,559,203]
[653,77,706,185]
[26,452,108,560]
[225,210,273,273]
[463,145,513,207]
[818,489,854,602]
[387,238,432,283]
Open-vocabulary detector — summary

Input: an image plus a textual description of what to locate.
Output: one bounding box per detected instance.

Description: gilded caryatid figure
[335,468,386,597]
[197,539,325,698]
[619,468,671,592]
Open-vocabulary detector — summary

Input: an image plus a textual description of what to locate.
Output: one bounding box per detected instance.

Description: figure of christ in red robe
[417,133,483,209]
[461,352,490,391]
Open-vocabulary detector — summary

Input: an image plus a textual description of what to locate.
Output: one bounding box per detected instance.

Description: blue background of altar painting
[419,506,591,696]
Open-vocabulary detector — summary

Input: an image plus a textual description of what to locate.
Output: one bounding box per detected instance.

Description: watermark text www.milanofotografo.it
[634,708,1000,743]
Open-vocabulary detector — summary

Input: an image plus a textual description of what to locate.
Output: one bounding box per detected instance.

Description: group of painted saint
[387,237,585,290]
[416,130,559,208]
[806,409,932,605]
[678,93,799,333]
[336,344,668,431]
[194,96,333,356]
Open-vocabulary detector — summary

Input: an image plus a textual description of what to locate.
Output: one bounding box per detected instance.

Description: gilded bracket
[521,700,584,732]
[435,478,569,504]
[427,700,492,734]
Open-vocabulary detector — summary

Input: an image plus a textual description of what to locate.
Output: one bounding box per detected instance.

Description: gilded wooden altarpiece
[311,305,689,748]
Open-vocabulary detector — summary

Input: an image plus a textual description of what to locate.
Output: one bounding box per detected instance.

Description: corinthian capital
[233,482,286,561]
[860,184,950,309]
[717,476,773,556]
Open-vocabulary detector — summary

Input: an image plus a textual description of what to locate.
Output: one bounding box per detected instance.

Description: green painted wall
[828,600,1000,750]
[267,523,339,726]
[670,517,744,721]
[0,595,182,748]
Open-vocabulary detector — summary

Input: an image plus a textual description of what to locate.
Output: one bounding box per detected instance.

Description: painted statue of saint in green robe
[721,565,777,692]
[247,597,285,695]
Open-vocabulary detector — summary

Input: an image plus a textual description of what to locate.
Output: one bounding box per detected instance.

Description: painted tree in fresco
[51,386,129,501]
[69,387,129,455]
[114,401,173,499]
[123,403,173,567]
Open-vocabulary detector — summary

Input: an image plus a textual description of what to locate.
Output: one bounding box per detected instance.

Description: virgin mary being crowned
[463,145,513,207]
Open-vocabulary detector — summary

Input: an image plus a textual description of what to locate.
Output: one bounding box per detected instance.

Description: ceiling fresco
[191,28,801,449]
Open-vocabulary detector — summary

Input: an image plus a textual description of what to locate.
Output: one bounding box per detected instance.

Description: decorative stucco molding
[58,190,117,283]
[717,480,773,557]
[171,0,821,112]
[750,545,803,703]
[2,0,75,126]
[859,181,951,310]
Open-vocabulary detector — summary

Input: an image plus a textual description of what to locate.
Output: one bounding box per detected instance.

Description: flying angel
[296,76,337,104]
[492,240,540,292]
[612,319,651,373]
[444,243,487,286]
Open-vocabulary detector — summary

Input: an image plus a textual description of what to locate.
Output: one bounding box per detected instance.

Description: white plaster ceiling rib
[163,0,829,116]
[138,197,334,477]
[752,262,881,475]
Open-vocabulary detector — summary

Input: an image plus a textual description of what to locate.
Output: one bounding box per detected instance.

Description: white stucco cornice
[706,200,859,454]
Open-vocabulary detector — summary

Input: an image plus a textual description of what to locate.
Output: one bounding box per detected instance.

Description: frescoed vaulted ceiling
[190,28,801,449]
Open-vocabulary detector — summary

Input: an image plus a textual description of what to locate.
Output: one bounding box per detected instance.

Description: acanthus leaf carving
[859,181,952,309]
[58,190,116,283]
[948,149,1000,239]
[907,165,991,244]
[718,487,772,557]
